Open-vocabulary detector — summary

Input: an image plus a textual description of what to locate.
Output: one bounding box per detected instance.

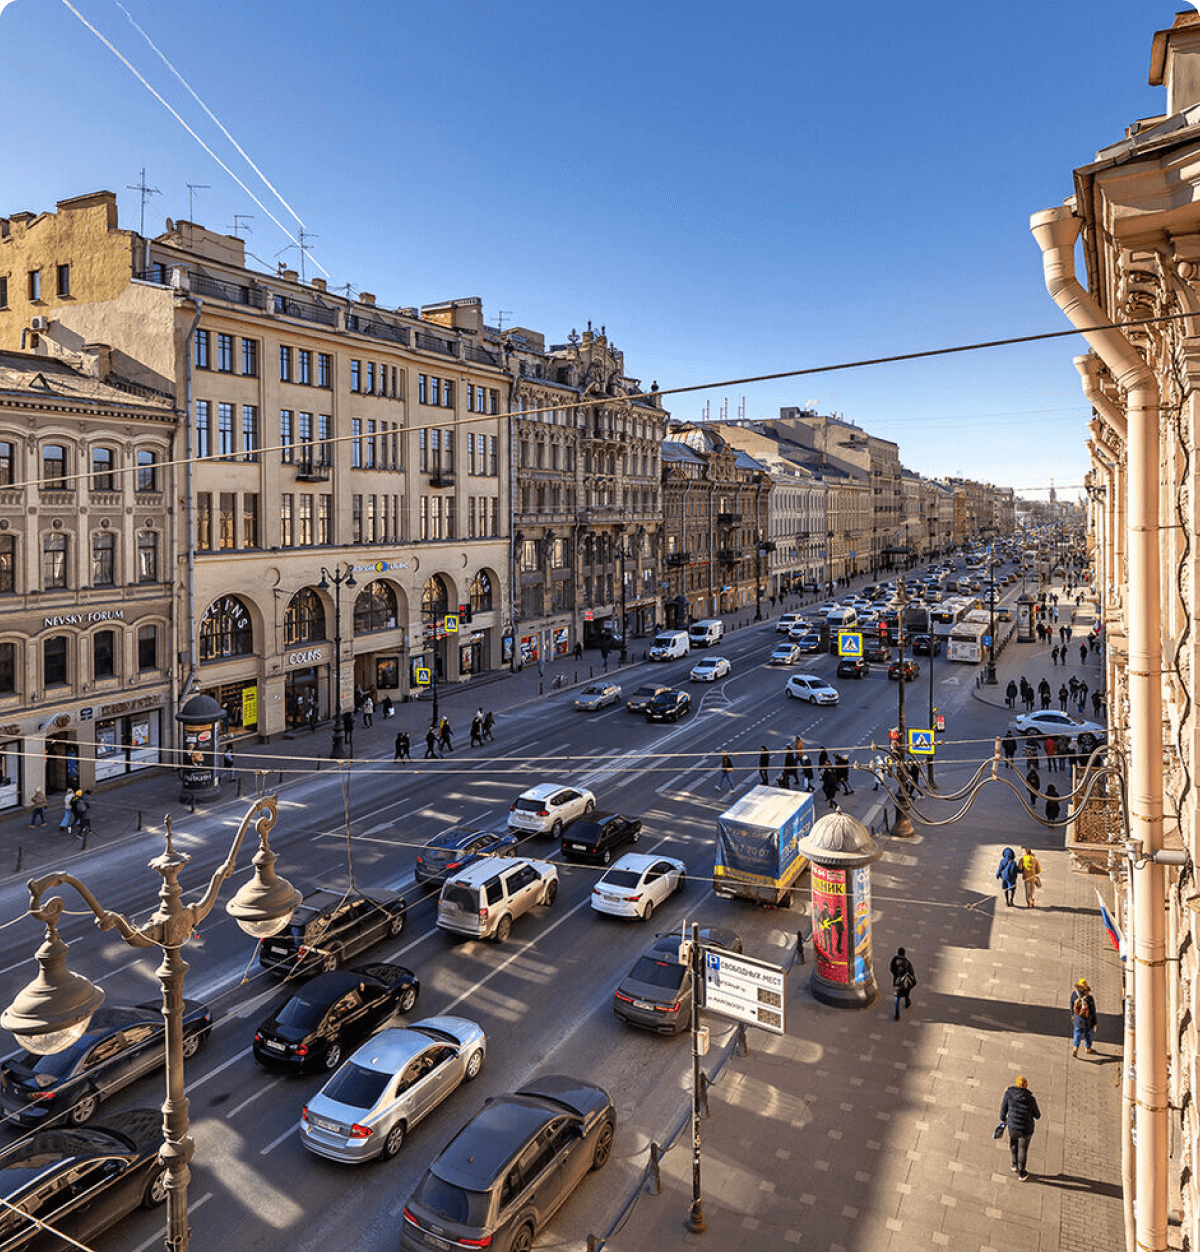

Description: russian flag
[1094,887,1125,959]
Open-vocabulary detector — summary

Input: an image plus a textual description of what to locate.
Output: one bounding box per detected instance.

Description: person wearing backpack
[1070,978,1098,1057]
[998,1075,1041,1181]
[889,947,916,1021]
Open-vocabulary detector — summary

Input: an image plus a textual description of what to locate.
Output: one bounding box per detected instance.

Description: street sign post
[702,947,787,1035]
[837,631,863,658]
[908,728,935,756]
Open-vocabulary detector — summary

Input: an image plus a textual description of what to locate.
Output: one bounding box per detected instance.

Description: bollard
[188,794,196,814]
[574,670,579,684]
[137,810,143,831]
[700,1071,710,1119]
[316,757,321,770]
[237,777,244,798]
[737,1021,749,1057]
[539,682,544,695]
[797,928,807,965]
[14,846,23,873]
[648,1141,663,1195]
[278,770,284,787]
[80,828,89,851]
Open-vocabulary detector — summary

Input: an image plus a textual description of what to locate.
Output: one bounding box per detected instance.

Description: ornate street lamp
[892,577,914,837]
[1,795,299,1252]
[318,564,357,758]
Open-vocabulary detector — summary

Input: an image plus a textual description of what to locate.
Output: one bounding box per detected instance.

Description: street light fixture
[893,576,914,837]
[1,796,299,1252]
[754,537,774,621]
[318,564,357,758]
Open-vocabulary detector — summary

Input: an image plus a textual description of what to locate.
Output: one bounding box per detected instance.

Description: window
[298,349,312,385]
[217,333,233,372]
[43,636,67,687]
[242,405,259,461]
[242,337,258,376]
[0,277,7,309]
[197,492,212,549]
[351,419,362,468]
[365,421,377,468]
[318,494,331,544]
[280,493,294,547]
[195,329,210,369]
[418,374,427,405]
[351,494,362,543]
[42,445,67,490]
[317,352,331,388]
[137,531,158,582]
[43,534,68,589]
[284,588,325,646]
[422,575,449,617]
[366,362,375,395]
[195,401,211,459]
[199,596,253,661]
[470,571,493,612]
[299,494,314,546]
[298,412,314,461]
[91,533,115,586]
[93,630,115,679]
[219,493,236,549]
[442,379,453,406]
[28,270,41,301]
[88,448,114,492]
[489,389,499,414]
[218,403,235,458]
[317,414,332,465]
[136,449,157,492]
[0,536,14,593]
[488,435,498,476]
[353,580,398,633]
[56,264,70,297]
[0,642,14,692]
[350,360,361,393]
[138,625,157,671]
[280,410,294,464]
[280,344,292,382]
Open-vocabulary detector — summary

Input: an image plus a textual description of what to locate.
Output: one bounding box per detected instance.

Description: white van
[649,630,690,661]
[688,619,724,647]
[825,606,859,630]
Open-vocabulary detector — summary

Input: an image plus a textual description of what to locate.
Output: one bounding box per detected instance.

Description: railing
[717,512,742,525]
[191,272,266,308]
[429,470,456,488]
[665,552,691,566]
[295,461,331,482]
[717,549,739,565]
[348,316,410,346]
[273,294,337,326]
[414,331,455,356]
[465,344,499,366]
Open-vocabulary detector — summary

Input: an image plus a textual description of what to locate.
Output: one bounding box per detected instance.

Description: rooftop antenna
[702,400,710,421]
[720,397,728,422]
[276,231,318,282]
[333,282,356,301]
[186,183,211,223]
[126,167,161,237]
[232,214,254,238]
[496,309,513,333]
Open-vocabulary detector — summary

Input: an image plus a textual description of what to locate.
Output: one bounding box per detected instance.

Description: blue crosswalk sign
[908,728,935,756]
[838,631,863,658]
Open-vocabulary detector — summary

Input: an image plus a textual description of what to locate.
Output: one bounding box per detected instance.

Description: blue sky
[0,1,1186,498]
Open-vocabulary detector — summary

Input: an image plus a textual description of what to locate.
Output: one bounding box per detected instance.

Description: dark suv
[400,1075,615,1252]
[561,812,642,864]
[257,887,406,978]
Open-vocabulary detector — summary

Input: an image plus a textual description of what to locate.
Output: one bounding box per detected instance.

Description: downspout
[1077,351,1129,595]
[682,476,694,625]
[1031,205,1167,1252]
[1087,440,1116,603]
[1088,432,1121,602]
[182,297,203,695]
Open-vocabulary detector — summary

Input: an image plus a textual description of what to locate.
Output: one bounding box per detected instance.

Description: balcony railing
[295,460,331,482]
[415,331,455,356]
[717,512,742,525]
[665,552,691,566]
[717,549,739,566]
[191,272,266,308]
[429,469,456,488]
[348,316,410,346]
[273,294,337,326]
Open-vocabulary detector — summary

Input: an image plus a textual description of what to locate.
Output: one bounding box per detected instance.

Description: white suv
[437,857,558,942]
[508,784,596,837]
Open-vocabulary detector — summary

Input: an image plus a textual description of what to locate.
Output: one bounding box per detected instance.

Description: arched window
[470,571,493,613]
[283,588,325,646]
[354,580,398,633]
[422,575,449,618]
[199,596,253,661]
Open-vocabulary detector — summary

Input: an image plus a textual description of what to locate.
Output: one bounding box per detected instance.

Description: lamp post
[318,565,356,759]
[1,796,299,1252]
[893,576,914,837]
[617,535,631,664]
[985,548,998,684]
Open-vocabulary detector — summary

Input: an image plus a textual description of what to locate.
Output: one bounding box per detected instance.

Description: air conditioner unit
[30,316,48,332]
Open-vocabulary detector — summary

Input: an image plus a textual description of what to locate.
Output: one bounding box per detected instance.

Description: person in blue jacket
[996,847,1018,908]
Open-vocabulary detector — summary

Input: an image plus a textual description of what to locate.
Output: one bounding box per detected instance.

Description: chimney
[81,343,112,379]
[1150,10,1200,114]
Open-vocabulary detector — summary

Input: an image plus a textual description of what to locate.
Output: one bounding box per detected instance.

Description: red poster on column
[812,863,850,984]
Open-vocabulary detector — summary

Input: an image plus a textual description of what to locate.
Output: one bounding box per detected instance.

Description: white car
[769,643,802,666]
[1011,710,1105,746]
[508,784,597,837]
[690,656,731,682]
[574,682,622,711]
[786,620,815,639]
[811,602,837,619]
[590,852,687,922]
[786,674,840,705]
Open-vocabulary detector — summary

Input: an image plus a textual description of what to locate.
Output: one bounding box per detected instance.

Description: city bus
[947,619,989,663]
[930,597,971,638]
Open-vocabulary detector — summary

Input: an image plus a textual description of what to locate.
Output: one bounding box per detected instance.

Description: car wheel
[544,879,559,907]
[510,1225,536,1252]
[142,1165,169,1209]
[322,947,341,973]
[380,1121,406,1160]
[584,799,596,815]
[676,871,687,894]
[601,848,611,865]
[181,1030,203,1060]
[591,1119,616,1170]
[68,1092,98,1125]
[397,985,418,1014]
[641,900,654,922]
[388,911,405,937]
[494,914,512,943]
[550,819,563,839]
[323,1042,342,1071]
[464,1048,484,1081]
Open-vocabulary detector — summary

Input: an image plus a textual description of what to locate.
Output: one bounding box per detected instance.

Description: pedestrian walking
[59,791,73,831]
[1023,736,1039,769]
[482,710,495,741]
[1092,688,1103,718]
[1051,645,1060,667]
[29,787,47,828]
[996,847,1018,906]
[424,725,439,759]
[308,698,319,733]
[871,751,885,789]
[758,745,771,787]
[818,748,831,772]
[1077,680,1089,712]
[70,789,93,840]
[341,710,355,748]
[1001,732,1017,769]
[715,749,735,793]
[394,731,410,761]
[1037,678,1051,710]
[800,752,815,791]
[821,767,839,806]
[1045,784,1062,823]
[438,717,454,753]
[1022,681,1035,713]
[835,752,854,795]
[1005,679,1017,709]
[470,712,484,748]
[780,747,799,790]
[1044,736,1058,773]
[1080,641,1088,666]
[1068,676,1079,704]
[361,695,374,728]
[999,1076,1041,1181]
[890,947,916,1020]
[1070,978,1098,1057]
[381,694,394,719]
[1024,765,1040,810]
[1019,846,1042,907]
[1057,683,1069,711]
[223,745,235,782]
[574,640,583,661]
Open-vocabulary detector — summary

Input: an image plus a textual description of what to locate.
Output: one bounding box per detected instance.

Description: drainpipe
[1031,205,1166,1252]
[182,297,203,695]
[1077,352,1129,594]
[1086,440,1116,602]
[1088,435,1120,604]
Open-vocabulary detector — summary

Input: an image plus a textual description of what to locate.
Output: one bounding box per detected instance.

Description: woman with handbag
[1019,848,1042,907]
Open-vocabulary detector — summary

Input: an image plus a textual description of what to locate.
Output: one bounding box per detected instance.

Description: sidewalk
[602,580,1123,1252]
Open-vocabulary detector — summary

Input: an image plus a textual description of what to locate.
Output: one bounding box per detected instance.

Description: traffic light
[458,602,472,624]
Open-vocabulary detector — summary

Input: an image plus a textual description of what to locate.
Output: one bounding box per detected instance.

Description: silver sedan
[300,1016,486,1163]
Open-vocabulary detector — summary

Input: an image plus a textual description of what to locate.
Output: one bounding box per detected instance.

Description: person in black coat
[821,768,838,806]
[800,753,814,791]
[999,1076,1041,1179]
[758,746,771,786]
[780,748,799,790]
[889,947,916,1020]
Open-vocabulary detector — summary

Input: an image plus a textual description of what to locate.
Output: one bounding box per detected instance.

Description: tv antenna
[232,215,254,238]
[126,168,160,237]
[186,183,211,223]
[277,229,318,282]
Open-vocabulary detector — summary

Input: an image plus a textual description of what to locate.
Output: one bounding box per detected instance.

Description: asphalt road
[0,577,1023,1252]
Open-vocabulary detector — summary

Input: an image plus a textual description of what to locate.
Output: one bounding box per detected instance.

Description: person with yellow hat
[999,1075,1041,1180]
[1070,978,1097,1056]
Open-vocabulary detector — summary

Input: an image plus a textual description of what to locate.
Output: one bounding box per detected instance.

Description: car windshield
[632,687,659,698]
[582,686,605,695]
[415,1175,492,1227]
[322,1062,390,1108]
[627,958,687,990]
[601,870,642,888]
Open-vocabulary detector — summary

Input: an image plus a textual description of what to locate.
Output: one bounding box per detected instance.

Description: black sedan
[414,828,518,885]
[888,658,921,681]
[561,812,642,864]
[614,928,741,1035]
[253,963,420,1073]
[645,690,691,722]
[0,1109,169,1249]
[910,634,942,656]
[0,1000,212,1128]
[836,657,870,679]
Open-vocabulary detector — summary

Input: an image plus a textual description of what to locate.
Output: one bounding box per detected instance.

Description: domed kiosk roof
[797,809,882,867]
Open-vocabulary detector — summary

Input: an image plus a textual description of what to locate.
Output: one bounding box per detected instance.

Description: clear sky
[0,0,1187,499]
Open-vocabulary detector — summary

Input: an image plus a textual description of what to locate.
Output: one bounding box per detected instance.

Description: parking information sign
[838,631,863,658]
[703,947,787,1035]
[908,728,935,756]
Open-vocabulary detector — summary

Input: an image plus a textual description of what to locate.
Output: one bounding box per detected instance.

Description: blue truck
[713,785,813,906]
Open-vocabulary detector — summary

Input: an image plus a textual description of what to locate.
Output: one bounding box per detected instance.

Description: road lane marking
[225,1073,286,1120]
[184,1045,253,1093]
[261,1122,298,1155]
[131,1193,211,1252]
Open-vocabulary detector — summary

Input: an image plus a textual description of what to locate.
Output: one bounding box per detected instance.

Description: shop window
[91,533,115,587]
[137,532,158,583]
[43,635,67,688]
[42,445,67,490]
[353,580,398,633]
[138,625,157,671]
[283,588,325,646]
[43,534,68,589]
[93,630,115,679]
[470,571,493,612]
[199,596,253,662]
[0,536,15,594]
[0,642,14,693]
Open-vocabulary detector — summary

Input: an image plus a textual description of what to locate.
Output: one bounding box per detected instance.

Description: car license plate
[308,1114,339,1133]
[264,1040,286,1052]
[424,1237,451,1252]
[266,944,288,956]
[567,842,583,850]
